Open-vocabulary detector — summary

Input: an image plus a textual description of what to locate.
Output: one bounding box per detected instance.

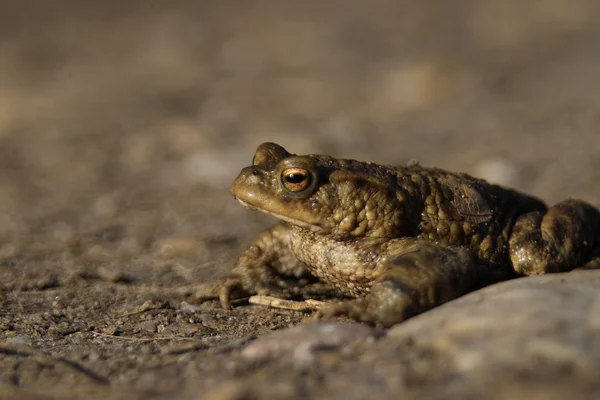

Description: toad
[197,143,600,327]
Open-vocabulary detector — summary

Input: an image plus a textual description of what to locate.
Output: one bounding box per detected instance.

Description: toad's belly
[288,228,386,297]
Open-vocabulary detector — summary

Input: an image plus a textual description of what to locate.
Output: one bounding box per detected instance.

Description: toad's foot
[314,240,490,327]
[194,274,252,309]
[509,199,600,275]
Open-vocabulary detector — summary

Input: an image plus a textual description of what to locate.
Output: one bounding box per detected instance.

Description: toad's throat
[235,198,323,232]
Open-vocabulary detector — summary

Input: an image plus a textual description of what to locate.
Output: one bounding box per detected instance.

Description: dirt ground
[1,1,600,399]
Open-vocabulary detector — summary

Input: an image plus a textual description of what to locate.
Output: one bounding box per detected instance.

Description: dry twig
[248,295,327,311]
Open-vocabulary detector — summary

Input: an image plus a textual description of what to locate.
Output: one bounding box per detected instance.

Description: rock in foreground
[383,270,600,399]
[200,271,600,400]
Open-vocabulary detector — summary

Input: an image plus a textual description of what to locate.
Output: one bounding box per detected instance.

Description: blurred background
[1,0,600,284]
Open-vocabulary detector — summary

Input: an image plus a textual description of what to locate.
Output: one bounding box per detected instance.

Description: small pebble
[179,301,202,312]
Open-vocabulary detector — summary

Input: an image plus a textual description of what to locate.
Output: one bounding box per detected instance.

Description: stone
[378,271,600,399]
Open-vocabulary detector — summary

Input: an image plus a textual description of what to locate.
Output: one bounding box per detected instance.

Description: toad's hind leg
[316,240,491,327]
[509,199,600,275]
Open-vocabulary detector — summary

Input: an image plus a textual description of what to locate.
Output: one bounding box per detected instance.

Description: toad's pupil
[285,173,305,184]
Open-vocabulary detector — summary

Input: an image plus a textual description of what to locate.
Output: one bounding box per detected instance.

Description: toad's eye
[281,168,312,192]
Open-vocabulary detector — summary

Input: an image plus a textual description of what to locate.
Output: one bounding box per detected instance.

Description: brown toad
[197,143,600,327]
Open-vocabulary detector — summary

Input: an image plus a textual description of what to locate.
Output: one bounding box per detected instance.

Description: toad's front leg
[316,239,492,327]
[196,223,318,309]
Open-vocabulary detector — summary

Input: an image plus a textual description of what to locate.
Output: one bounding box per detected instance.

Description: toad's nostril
[252,168,260,176]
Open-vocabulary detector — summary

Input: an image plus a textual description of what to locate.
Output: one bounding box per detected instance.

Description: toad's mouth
[235,197,323,232]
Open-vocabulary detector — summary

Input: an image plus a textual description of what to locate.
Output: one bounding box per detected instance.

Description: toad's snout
[230,166,261,197]
[230,166,275,211]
